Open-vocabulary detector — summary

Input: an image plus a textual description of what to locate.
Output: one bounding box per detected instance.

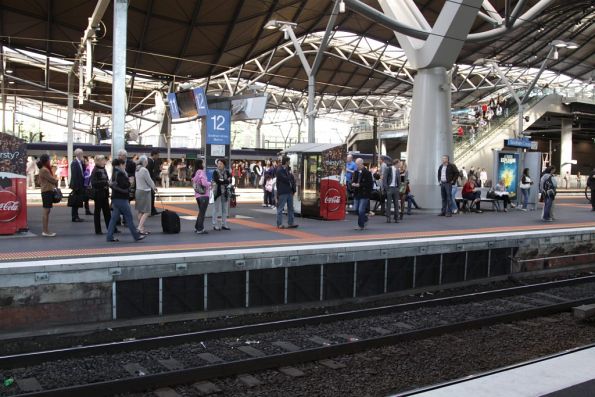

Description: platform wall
[0,229,594,333]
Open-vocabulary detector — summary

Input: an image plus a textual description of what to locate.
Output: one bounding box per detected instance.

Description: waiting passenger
[37,154,58,237]
[90,155,113,234]
[135,155,157,235]
[352,158,373,230]
[212,159,232,231]
[494,178,512,212]
[462,177,482,213]
[106,159,145,242]
[192,159,210,234]
[275,156,298,229]
[540,166,558,222]
[519,168,533,211]
[437,155,458,217]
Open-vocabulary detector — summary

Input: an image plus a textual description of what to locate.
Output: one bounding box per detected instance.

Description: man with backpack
[540,166,557,222]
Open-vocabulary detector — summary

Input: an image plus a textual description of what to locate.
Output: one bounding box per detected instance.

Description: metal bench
[455,187,501,212]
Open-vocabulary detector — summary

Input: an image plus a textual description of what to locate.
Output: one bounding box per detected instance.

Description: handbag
[52,188,63,203]
[193,180,206,195]
[67,191,83,207]
[208,188,215,204]
[486,189,497,199]
[399,184,406,194]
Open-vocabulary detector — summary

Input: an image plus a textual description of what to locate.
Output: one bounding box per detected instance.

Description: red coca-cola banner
[0,132,28,234]
[0,190,21,222]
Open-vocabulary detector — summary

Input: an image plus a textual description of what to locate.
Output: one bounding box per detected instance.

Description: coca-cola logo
[323,188,342,212]
[0,190,20,222]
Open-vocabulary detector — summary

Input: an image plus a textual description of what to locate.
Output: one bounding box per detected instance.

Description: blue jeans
[357,198,369,228]
[450,185,458,212]
[107,198,141,241]
[440,182,452,214]
[543,195,554,220]
[276,193,295,227]
[521,188,529,209]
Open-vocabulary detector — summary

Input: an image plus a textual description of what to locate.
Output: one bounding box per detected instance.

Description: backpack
[543,175,556,198]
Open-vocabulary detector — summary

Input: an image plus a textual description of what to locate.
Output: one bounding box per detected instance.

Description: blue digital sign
[206,110,231,145]
[193,87,208,117]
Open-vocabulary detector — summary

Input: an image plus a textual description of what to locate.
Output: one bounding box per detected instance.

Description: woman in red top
[462,177,482,213]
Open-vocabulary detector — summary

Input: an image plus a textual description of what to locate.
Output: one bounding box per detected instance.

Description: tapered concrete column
[407,67,452,209]
[560,118,572,176]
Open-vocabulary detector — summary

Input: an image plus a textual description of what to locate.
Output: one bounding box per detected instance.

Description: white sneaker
[42,232,56,237]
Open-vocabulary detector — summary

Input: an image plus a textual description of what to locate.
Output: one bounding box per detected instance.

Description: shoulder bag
[52,188,63,203]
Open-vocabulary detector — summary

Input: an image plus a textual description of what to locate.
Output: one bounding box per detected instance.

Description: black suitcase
[161,209,180,234]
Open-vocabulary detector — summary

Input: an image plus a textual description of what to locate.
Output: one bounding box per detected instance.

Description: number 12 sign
[206,110,231,145]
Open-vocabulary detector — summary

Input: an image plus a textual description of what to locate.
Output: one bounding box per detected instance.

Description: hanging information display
[193,87,208,117]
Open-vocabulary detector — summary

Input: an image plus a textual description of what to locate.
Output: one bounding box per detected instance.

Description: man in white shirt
[382,159,401,223]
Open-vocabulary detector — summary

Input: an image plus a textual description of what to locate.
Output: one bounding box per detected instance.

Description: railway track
[2,275,595,397]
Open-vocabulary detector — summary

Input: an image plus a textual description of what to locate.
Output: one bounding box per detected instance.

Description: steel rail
[11,296,595,397]
[2,274,595,370]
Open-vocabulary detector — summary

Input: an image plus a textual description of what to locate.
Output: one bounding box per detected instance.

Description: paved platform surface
[401,345,595,397]
[0,196,592,263]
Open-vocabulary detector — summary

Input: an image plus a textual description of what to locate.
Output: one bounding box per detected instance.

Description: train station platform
[398,344,595,397]
[0,195,593,334]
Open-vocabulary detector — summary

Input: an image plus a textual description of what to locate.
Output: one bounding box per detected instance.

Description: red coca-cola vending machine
[0,132,28,235]
[284,143,346,220]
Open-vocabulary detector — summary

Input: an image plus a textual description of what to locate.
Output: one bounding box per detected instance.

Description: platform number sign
[193,87,208,117]
[206,110,230,145]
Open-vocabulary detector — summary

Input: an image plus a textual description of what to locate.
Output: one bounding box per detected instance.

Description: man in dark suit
[352,158,373,230]
[69,148,85,222]
[146,150,161,215]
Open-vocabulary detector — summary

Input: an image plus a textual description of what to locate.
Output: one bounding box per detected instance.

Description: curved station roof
[0,0,593,116]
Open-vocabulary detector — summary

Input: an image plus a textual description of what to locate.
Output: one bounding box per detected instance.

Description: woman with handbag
[90,155,112,234]
[519,168,533,211]
[37,154,59,237]
[192,159,210,234]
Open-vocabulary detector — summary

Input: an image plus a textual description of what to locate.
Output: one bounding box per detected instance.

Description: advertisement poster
[497,152,519,198]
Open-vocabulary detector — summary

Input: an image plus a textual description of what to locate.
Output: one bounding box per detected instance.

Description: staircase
[454,94,565,168]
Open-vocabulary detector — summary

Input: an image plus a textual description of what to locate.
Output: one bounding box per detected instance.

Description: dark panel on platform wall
[324,262,355,300]
[116,279,159,319]
[249,268,285,307]
[287,265,321,304]
[356,259,385,297]
[207,271,246,311]
[467,250,489,280]
[415,255,441,287]
[387,256,414,291]
[490,248,511,276]
[442,252,466,284]
[163,275,204,314]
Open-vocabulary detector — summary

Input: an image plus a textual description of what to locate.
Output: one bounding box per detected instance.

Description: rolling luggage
[161,209,180,234]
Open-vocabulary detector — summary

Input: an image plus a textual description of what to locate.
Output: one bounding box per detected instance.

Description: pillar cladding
[407,67,452,209]
[560,118,573,177]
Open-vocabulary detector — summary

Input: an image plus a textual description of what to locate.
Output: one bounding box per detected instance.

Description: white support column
[377,0,482,209]
[560,118,572,177]
[67,73,74,166]
[111,0,128,160]
[408,67,452,209]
